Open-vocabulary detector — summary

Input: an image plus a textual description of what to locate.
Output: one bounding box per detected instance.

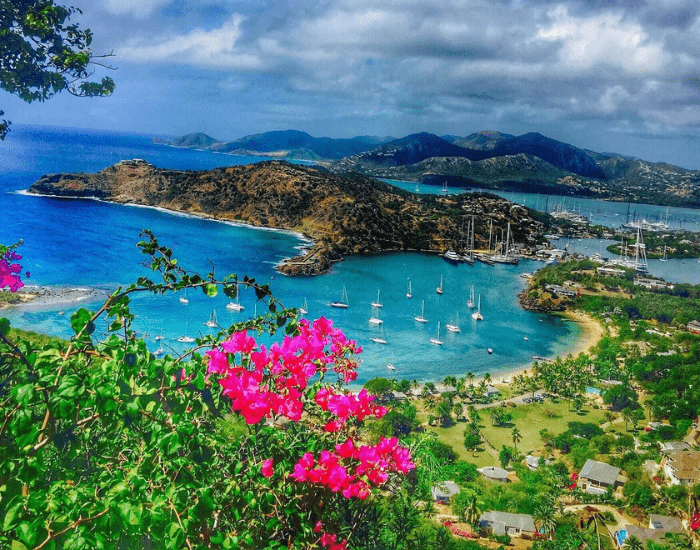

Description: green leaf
[3,499,23,531]
[70,308,92,334]
[12,384,34,407]
[204,283,218,298]
[0,318,10,336]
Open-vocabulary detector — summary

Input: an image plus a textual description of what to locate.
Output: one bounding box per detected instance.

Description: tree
[1,0,115,139]
[499,445,516,468]
[511,427,522,449]
[604,383,639,411]
[463,426,482,455]
[533,502,557,539]
[622,535,644,550]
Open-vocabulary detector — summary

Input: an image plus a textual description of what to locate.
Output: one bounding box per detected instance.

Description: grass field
[424,398,609,468]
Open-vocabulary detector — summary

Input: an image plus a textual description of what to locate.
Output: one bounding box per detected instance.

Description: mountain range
[157,130,700,207]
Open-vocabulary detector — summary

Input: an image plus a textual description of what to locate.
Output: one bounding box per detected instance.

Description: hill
[28,160,548,275]
[158,130,394,160]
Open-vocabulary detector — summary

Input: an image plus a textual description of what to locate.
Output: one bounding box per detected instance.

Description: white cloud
[118,15,262,70]
[537,6,667,75]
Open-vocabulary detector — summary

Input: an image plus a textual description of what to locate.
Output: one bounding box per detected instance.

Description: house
[578,459,624,494]
[479,511,536,538]
[484,385,500,397]
[687,320,700,334]
[386,391,408,402]
[434,383,457,395]
[614,515,683,548]
[597,266,626,277]
[658,441,691,454]
[525,455,550,471]
[662,451,700,486]
[431,480,460,503]
[478,466,509,483]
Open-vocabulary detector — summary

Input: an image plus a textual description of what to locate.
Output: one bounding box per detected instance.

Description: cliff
[29,160,548,275]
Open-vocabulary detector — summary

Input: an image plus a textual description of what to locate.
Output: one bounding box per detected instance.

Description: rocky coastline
[29,159,552,275]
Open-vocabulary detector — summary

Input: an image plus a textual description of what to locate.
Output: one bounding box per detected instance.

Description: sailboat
[371,289,383,308]
[467,285,475,309]
[177,319,195,343]
[330,286,349,309]
[436,275,443,295]
[204,309,218,328]
[471,294,483,321]
[461,216,475,265]
[659,245,667,262]
[298,299,308,315]
[414,300,428,323]
[154,346,164,356]
[226,285,245,311]
[387,362,396,371]
[370,325,387,344]
[445,313,461,333]
[430,322,444,345]
[441,181,448,194]
[406,278,412,298]
[369,306,383,325]
[179,288,189,305]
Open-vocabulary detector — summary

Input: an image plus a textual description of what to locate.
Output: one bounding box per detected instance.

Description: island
[28,159,550,275]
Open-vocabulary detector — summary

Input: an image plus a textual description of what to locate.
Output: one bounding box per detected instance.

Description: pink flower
[261,458,274,478]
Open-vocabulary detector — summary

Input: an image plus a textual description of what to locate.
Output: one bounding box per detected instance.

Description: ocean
[1,125,583,384]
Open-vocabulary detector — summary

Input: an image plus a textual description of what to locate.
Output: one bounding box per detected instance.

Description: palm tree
[511,427,522,449]
[465,495,480,528]
[533,503,557,539]
[466,371,474,387]
[622,407,634,431]
[622,535,644,550]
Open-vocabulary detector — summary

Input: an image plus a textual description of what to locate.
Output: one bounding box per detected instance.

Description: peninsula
[28,159,548,275]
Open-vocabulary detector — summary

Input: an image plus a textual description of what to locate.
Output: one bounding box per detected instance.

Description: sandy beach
[0,286,107,311]
[491,310,606,386]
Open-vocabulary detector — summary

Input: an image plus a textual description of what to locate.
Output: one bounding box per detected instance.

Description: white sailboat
[369,306,383,325]
[445,313,461,333]
[387,362,396,371]
[467,285,475,309]
[436,275,443,295]
[371,289,383,308]
[406,278,412,298]
[154,346,164,356]
[370,325,387,344]
[298,299,308,315]
[204,309,218,328]
[179,288,189,305]
[659,245,667,262]
[471,294,483,321]
[177,319,195,343]
[414,300,428,323]
[330,286,349,309]
[430,322,444,345]
[226,286,245,311]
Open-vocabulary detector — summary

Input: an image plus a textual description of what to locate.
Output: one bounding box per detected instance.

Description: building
[662,451,700,486]
[658,441,691,454]
[431,480,460,504]
[687,320,700,334]
[578,459,624,495]
[615,515,683,548]
[479,511,536,538]
[478,466,510,483]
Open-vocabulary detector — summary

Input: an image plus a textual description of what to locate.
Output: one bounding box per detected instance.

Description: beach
[0,286,107,311]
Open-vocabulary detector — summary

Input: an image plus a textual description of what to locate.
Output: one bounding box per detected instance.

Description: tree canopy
[0,0,115,138]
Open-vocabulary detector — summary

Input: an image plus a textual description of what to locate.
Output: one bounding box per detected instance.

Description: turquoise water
[1,126,582,383]
[615,529,627,547]
[585,387,603,396]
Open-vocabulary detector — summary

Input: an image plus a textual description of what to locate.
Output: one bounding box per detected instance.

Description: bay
[1,125,581,384]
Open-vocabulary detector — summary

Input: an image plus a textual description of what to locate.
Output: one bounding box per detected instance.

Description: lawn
[424,398,608,468]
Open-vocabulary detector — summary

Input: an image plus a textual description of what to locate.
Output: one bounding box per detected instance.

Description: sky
[4,0,700,169]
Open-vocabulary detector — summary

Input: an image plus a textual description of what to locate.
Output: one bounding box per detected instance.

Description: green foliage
[603,383,639,411]
[567,421,603,438]
[0,232,418,549]
[364,377,393,395]
[0,0,115,138]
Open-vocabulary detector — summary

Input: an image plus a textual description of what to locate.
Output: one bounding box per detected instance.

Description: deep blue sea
[1,125,584,384]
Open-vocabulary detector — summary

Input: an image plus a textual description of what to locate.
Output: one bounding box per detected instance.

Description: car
[523,397,533,404]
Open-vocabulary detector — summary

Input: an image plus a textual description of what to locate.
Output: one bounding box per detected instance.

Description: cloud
[117,14,263,70]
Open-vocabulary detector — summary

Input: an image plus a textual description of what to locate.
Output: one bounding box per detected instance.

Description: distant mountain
[454,130,514,151]
[333,132,492,171]
[169,133,219,148]
[157,130,394,160]
[491,133,605,179]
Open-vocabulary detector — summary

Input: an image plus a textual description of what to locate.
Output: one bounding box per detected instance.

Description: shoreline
[489,310,604,387]
[0,285,108,311]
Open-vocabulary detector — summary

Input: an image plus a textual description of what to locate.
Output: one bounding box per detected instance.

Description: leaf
[70,308,92,334]
[204,283,218,298]
[3,498,23,531]
[0,318,10,336]
[12,384,34,407]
